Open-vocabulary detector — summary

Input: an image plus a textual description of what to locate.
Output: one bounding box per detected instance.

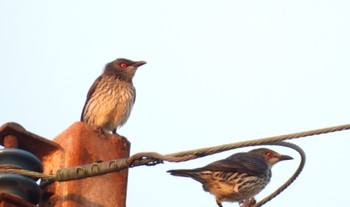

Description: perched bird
[168,148,293,207]
[81,58,146,134]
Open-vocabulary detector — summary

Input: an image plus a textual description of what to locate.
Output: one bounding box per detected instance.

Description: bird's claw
[240,197,256,207]
[93,126,108,139]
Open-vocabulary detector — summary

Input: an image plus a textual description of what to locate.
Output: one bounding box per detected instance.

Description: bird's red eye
[266,152,273,158]
[120,63,127,68]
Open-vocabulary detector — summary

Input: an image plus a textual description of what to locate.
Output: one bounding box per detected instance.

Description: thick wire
[0,123,347,193]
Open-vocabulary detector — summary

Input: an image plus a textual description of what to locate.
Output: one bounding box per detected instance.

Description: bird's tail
[167,169,196,177]
[167,169,210,183]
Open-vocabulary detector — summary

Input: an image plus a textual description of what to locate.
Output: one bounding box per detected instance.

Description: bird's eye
[266,152,273,158]
[120,63,128,68]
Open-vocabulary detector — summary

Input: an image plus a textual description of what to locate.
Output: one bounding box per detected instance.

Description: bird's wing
[80,76,102,121]
[198,156,268,175]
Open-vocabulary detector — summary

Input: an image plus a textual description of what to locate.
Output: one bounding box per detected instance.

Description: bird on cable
[168,148,293,207]
[81,58,146,134]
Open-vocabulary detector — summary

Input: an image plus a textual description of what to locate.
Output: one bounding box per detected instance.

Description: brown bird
[81,58,146,134]
[168,148,293,207]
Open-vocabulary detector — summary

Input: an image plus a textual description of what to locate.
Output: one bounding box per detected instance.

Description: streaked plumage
[81,58,146,134]
[168,148,293,207]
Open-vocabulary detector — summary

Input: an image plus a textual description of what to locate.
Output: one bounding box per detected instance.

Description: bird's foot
[216,200,223,207]
[93,126,108,139]
[111,130,130,145]
[239,197,256,207]
[112,130,123,137]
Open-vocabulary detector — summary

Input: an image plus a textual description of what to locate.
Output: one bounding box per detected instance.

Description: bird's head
[248,148,293,168]
[104,58,147,81]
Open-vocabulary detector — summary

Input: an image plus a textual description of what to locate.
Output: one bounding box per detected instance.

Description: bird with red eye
[265,151,273,158]
[168,148,293,207]
[81,58,147,135]
[119,62,128,68]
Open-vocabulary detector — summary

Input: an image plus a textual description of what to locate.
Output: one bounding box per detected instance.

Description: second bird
[168,148,293,207]
[81,58,146,134]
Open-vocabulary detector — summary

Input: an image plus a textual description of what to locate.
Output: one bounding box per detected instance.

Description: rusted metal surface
[0,122,64,207]
[0,122,62,158]
[41,121,130,207]
[0,121,130,207]
[3,135,18,148]
[0,193,37,207]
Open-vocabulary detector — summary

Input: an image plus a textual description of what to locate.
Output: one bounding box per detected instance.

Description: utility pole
[0,122,130,207]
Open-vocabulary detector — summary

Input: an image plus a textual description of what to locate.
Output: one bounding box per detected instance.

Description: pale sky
[1,1,350,207]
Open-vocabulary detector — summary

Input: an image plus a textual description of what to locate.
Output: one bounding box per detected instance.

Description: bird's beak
[279,154,293,161]
[133,61,147,67]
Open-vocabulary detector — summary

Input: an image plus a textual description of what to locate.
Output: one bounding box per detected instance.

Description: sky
[1,1,350,206]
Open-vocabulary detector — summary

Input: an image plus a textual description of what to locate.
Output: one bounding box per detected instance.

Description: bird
[168,148,293,207]
[81,58,146,134]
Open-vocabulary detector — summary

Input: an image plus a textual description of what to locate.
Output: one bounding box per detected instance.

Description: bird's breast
[206,170,271,202]
[106,81,135,128]
[84,78,136,130]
